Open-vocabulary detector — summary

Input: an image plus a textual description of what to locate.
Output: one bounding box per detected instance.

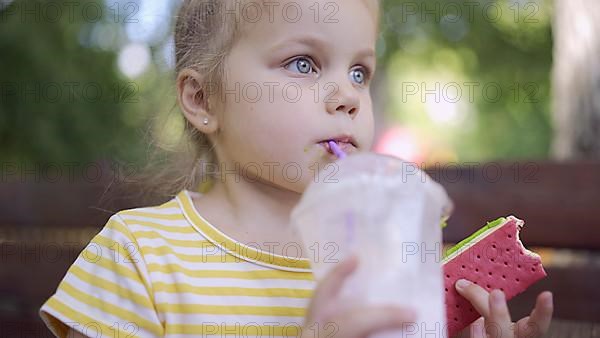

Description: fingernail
[455,279,471,290]
[491,290,505,306]
[341,255,353,264]
[399,309,417,322]
[544,292,553,306]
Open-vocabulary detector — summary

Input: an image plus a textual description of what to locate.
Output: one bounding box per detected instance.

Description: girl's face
[213,0,377,193]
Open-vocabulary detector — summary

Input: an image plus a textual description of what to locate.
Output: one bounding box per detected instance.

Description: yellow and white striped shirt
[40,190,316,338]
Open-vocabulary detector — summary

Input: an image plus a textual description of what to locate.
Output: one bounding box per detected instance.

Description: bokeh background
[1,0,599,336]
[1,0,558,165]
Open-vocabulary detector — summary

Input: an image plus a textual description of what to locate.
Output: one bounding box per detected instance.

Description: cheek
[248,85,318,133]
[348,93,375,145]
[223,98,305,157]
[362,113,375,146]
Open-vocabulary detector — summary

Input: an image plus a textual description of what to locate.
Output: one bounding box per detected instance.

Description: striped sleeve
[39,214,165,338]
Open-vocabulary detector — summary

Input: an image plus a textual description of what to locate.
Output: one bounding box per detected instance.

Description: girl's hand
[301,255,416,338]
[454,279,553,338]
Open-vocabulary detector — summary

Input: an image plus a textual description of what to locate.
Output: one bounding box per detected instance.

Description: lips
[329,135,357,146]
[318,135,358,155]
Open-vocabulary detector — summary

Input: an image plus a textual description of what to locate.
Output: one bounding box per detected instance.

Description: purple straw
[328,140,347,159]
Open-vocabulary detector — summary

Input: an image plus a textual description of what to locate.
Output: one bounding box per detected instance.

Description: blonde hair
[141,0,380,200]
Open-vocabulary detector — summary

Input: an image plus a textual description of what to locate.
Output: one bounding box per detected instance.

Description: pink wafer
[442,216,547,337]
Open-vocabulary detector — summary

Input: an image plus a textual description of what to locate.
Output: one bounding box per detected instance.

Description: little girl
[40,0,553,337]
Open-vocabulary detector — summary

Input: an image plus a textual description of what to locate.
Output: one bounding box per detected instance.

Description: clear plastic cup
[290,152,451,337]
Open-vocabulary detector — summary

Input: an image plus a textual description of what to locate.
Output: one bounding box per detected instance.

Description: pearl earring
[203,117,209,125]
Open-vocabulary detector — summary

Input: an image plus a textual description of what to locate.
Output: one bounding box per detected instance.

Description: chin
[278,175,312,195]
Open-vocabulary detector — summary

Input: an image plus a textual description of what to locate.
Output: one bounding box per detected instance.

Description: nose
[325,80,360,119]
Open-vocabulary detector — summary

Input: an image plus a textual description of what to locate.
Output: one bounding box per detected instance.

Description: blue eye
[284,57,371,85]
[285,56,316,75]
[350,68,369,85]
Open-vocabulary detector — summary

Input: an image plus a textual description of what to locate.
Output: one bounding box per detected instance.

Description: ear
[176,69,219,134]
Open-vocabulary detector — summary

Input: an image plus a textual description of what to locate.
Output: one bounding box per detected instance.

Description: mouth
[317,135,358,156]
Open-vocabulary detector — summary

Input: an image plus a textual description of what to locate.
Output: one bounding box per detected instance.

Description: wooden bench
[1,160,599,336]
[424,160,600,323]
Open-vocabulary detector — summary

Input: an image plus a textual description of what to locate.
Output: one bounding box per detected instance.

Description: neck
[203,168,304,246]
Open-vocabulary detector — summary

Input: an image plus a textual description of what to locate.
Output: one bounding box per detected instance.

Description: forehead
[238,0,378,49]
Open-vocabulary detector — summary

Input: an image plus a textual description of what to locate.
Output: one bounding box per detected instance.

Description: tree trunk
[551,0,600,160]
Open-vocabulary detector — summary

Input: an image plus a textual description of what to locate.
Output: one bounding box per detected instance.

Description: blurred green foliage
[0,0,164,165]
[0,0,554,166]
[378,0,553,162]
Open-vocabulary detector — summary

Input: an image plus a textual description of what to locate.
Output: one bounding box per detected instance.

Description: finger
[525,291,553,336]
[469,317,486,338]
[486,290,512,338]
[454,317,490,338]
[444,198,455,217]
[455,279,491,318]
[334,306,416,338]
[313,254,358,300]
[307,254,359,319]
[515,316,534,338]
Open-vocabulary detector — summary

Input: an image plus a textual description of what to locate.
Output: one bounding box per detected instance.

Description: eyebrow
[268,35,375,60]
